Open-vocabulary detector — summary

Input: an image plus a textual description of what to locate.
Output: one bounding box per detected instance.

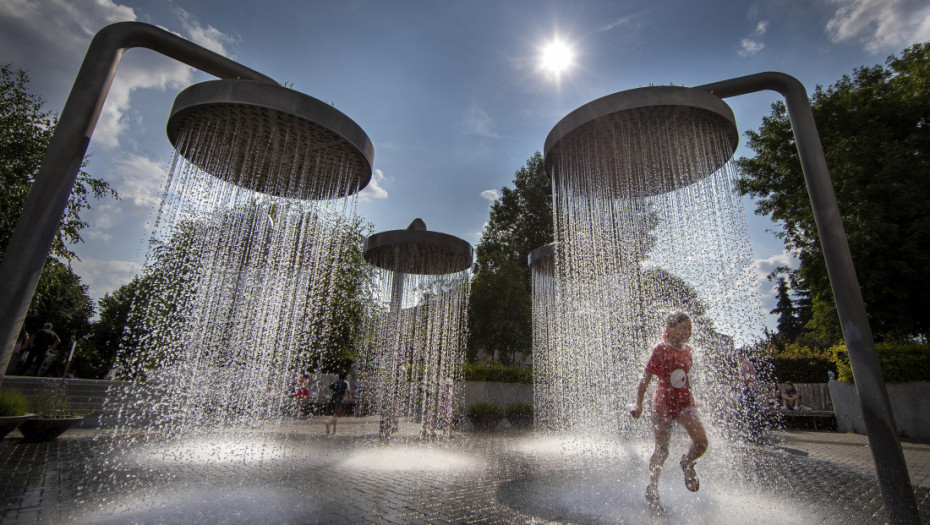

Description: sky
[1,0,929,333]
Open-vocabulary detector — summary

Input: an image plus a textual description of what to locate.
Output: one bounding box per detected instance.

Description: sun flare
[540,38,574,76]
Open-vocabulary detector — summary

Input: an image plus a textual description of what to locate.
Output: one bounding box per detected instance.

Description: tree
[24,258,95,375]
[768,276,807,349]
[469,152,553,362]
[84,276,146,378]
[737,43,930,343]
[303,216,377,373]
[1,64,116,376]
[0,64,116,261]
[468,252,532,364]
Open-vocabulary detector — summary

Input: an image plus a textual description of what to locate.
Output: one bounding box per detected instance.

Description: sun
[539,38,574,77]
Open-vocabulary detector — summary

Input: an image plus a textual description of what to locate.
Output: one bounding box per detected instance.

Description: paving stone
[0,426,927,523]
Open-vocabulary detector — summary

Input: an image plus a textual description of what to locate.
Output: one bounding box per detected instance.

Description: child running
[630,312,708,514]
[325,371,353,435]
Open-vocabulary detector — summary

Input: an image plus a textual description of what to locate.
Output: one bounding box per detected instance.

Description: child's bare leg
[330,404,344,434]
[648,421,672,495]
[678,412,707,492]
[678,412,708,464]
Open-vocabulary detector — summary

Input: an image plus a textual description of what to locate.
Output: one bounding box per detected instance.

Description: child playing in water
[325,371,353,435]
[630,312,708,514]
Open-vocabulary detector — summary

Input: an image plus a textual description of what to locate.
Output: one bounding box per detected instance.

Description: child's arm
[630,370,653,419]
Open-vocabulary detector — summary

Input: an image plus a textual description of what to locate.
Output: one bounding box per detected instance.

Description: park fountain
[521,82,919,522]
[0,19,917,522]
[360,219,473,439]
[105,78,374,439]
[534,86,763,437]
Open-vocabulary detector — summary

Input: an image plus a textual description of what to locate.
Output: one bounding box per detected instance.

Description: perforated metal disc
[167,80,374,200]
[544,86,738,198]
[364,230,473,275]
[528,243,556,273]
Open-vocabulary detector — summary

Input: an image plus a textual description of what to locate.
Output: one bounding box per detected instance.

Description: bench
[764,409,837,431]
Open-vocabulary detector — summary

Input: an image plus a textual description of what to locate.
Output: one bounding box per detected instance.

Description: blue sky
[2,0,928,331]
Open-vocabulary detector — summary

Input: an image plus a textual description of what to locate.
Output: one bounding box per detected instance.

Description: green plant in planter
[0,391,28,417]
[0,390,32,439]
[19,383,82,442]
[468,402,502,432]
[505,402,534,430]
[29,384,75,418]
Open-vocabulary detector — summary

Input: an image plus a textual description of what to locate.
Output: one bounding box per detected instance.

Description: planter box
[18,417,83,442]
[829,380,930,440]
[0,414,33,439]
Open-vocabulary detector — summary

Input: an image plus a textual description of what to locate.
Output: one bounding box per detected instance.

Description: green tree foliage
[1,65,116,377]
[24,258,95,373]
[303,216,376,373]
[84,276,146,378]
[469,152,553,363]
[468,252,532,364]
[0,64,116,261]
[107,214,374,378]
[737,43,930,344]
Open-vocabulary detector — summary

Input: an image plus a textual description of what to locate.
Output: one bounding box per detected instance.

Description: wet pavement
[0,418,928,524]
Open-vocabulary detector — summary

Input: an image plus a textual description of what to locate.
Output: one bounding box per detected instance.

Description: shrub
[832,343,930,383]
[505,403,533,416]
[464,362,532,384]
[0,391,28,417]
[467,402,500,417]
[768,357,836,383]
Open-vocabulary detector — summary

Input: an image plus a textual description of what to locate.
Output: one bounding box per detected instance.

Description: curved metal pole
[694,72,919,524]
[0,22,276,383]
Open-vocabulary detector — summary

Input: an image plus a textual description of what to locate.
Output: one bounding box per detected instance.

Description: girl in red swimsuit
[630,312,708,514]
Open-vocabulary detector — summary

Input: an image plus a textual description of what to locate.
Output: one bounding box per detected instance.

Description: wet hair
[665,312,690,328]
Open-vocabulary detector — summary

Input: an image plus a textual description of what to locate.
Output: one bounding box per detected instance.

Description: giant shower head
[364,219,473,275]
[167,80,374,201]
[528,243,556,276]
[544,86,738,198]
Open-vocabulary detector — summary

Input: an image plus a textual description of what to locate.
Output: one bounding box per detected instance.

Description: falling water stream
[358,268,470,439]
[535,108,765,437]
[107,118,364,439]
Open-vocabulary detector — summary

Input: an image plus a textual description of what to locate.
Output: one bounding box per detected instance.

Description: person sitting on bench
[781,381,802,410]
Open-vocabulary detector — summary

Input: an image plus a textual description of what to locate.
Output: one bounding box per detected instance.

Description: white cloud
[481,189,499,202]
[738,18,769,57]
[82,153,167,242]
[464,102,498,138]
[0,2,238,150]
[749,249,799,298]
[0,0,137,108]
[175,7,234,56]
[112,153,167,207]
[358,168,388,201]
[71,256,139,302]
[826,0,930,53]
[595,16,633,34]
[739,38,766,56]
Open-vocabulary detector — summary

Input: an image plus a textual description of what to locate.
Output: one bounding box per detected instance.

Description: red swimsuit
[645,343,694,421]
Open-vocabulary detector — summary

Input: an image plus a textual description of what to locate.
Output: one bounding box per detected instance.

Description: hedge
[831,343,930,383]
[768,357,836,384]
[464,362,532,384]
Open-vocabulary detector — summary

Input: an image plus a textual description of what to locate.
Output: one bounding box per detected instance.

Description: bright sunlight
[539,38,574,77]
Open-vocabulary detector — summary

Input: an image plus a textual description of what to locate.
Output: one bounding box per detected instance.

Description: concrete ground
[0,417,928,524]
